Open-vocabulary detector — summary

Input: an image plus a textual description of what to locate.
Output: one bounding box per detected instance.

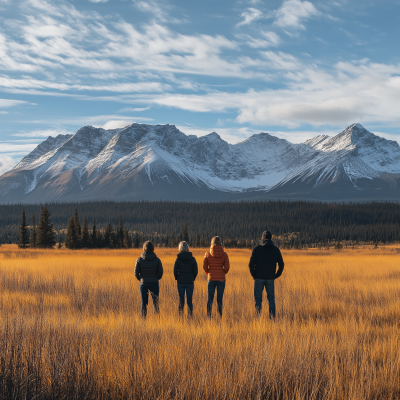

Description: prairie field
[0,245,399,399]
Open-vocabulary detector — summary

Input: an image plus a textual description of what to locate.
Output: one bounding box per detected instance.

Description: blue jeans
[177,283,194,315]
[207,281,225,317]
[254,279,275,318]
[140,282,160,317]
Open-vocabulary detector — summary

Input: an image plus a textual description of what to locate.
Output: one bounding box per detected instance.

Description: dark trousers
[140,282,160,317]
[207,281,225,317]
[177,283,194,315]
[254,279,275,318]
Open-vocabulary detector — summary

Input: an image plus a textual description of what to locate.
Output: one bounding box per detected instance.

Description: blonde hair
[178,241,189,252]
[211,236,222,246]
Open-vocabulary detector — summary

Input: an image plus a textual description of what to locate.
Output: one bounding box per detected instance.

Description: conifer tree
[74,208,81,238]
[30,213,37,248]
[150,232,154,243]
[165,233,169,248]
[183,223,189,243]
[81,216,90,248]
[91,219,97,249]
[65,217,78,249]
[58,236,62,249]
[133,232,140,248]
[104,223,113,248]
[18,209,29,248]
[141,232,145,246]
[36,206,56,248]
[171,229,175,247]
[116,217,124,248]
[123,228,132,248]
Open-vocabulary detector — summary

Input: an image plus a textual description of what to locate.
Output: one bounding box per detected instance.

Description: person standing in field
[134,240,163,317]
[203,236,230,318]
[174,241,198,317]
[249,231,284,319]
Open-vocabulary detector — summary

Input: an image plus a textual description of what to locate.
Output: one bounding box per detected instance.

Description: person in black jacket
[174,241,198,316]
[134,241,163,317]
[249,231,284,318]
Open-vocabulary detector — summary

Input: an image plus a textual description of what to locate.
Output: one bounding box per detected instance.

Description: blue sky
[1,0,400,173]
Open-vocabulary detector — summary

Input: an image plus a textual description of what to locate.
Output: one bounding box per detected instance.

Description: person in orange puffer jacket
[203,236,230,317]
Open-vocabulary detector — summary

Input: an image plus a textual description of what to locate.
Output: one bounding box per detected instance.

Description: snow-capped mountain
[1,122,400,203]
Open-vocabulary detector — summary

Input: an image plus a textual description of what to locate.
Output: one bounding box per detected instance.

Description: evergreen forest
[1,200,399,248]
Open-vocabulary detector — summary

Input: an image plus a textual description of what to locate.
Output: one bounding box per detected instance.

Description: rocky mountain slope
[1,123,400,203]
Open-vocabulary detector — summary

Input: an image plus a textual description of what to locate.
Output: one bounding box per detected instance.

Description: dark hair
[262,231,272,240]
[211,236,222,246]
[143,241,154,252]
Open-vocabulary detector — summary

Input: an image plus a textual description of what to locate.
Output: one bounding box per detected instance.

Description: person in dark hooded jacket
[249,231,284,318]
[134,241,163,317]
[174,241,198,316]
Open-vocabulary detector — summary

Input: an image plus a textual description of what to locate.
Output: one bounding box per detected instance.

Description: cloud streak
[275,0,320,29]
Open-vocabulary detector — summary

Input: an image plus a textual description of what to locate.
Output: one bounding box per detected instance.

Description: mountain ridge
[2,122,400,203]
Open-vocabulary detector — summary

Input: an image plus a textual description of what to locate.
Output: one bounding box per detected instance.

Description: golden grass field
[0,244,399,399]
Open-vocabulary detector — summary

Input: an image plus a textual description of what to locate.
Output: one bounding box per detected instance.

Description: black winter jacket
[173,252,198,284]
[249,239,284,280]
[134,252,163,283]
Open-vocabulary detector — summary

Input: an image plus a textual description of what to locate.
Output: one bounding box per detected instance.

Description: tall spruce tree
[18,209,29,248]
[133,232,140,248]
[81,216,90,248]
[36,206,56,248]
[116,217,124,248]
[30,213,37,248]
[65,217,79,249]
[183,223,189,243]
[74,208,81,238]
[123,228,132,248]
[91,219,97,248]
[104,223,113,248]
[165,233,169,248]
[58,236,62,249]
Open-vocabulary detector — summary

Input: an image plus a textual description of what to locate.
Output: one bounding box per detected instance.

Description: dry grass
[0,245,399,399]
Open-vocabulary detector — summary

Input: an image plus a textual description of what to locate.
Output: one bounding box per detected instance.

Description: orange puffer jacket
[203,245,230,281]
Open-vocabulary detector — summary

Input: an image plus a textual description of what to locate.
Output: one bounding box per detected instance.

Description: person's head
[143,240,154,252]
[262,231,272,240]
[211,236,222,247]
[178,241,189,252]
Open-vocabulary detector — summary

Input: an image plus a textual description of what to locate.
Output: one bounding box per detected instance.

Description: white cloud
[133,0,172,22]
[0,99,27,108]
[101,120,137,130]
[275,0,320,29]
[118,107,151,112]
[0,143,39,153]
[261,51,299,70]
[11,128,73,138]
[136,59,400,129]
[0,76,169,93]
[238,31,280,48]
[237,8,263,26]
[0,155,15,175]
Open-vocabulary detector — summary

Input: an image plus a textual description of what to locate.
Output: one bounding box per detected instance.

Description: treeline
[2,200,400,248]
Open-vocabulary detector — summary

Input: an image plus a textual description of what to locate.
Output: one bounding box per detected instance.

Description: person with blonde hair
[203,236,230,317]
[173,241,198,316]
[134,241,163,317]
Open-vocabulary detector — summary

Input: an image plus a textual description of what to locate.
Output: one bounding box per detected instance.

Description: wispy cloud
[118,107,151,112]
[237,8,263,26]
[274,0,320,30]
[11,128,73,138]
[0,99,27,108]
[135,59,400,129]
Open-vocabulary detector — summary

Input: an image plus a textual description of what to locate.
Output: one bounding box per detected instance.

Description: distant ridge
[1,123,400,203]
